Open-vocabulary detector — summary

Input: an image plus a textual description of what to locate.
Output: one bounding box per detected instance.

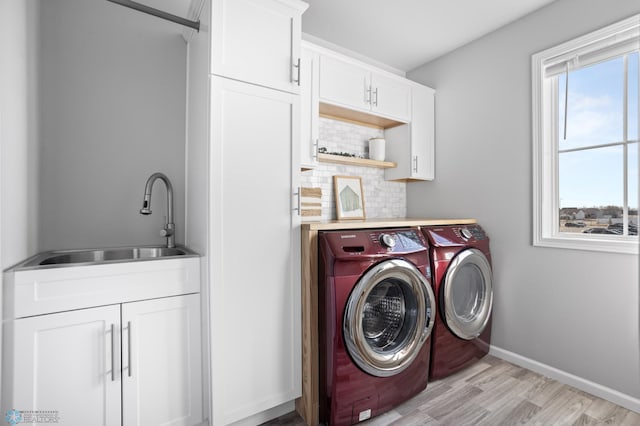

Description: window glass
[559,146,624,233]
[558,57,624,150]
[629,142,638,229]
[558,145,624,208]
[629,52,639,140]
[556,55,638,237]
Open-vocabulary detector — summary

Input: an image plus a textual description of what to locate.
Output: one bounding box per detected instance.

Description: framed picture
[334,175,366,220]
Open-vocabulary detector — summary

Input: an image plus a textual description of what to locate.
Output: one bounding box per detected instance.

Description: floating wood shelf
[317,153,396,169]
[319,103,405,129]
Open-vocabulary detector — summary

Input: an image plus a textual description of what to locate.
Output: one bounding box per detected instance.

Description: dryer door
[442,248,493,340]
[343,258,436,378]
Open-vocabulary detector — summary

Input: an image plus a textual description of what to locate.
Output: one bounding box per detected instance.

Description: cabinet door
[384,84,435,181]
[371,72,412,122]
[122,294,202,426]
[210,0,307,93]
[319,54,371,112]
[410,84,435,180]
[210,75,301,424]
[3,306,121,426]
[300,47,319,169]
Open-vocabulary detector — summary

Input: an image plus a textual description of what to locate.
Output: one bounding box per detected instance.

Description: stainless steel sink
[12,246,198,270]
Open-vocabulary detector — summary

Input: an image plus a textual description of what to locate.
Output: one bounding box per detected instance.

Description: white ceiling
[129,0,558,72]
[302,0,559,72]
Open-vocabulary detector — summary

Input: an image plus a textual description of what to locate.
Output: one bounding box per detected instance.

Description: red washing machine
[421,224,493,380]
[319,228,436,426]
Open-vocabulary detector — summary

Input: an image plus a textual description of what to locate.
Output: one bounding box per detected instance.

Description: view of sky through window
[558,52,639,212]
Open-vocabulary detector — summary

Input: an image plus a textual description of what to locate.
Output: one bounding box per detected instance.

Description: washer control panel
[367,229,426,252]
[323,228,427,257]
[454,225,488,242]
[426,224,489,247]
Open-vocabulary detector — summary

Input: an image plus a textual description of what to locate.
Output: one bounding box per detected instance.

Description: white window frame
[532,14,640,255]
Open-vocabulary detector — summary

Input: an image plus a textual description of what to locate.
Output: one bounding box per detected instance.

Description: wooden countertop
[302,217,476,231]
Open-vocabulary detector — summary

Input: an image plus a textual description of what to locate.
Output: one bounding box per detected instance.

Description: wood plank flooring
[262,355,640,425]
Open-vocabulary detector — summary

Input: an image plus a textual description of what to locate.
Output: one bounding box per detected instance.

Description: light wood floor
[263,355,640,425]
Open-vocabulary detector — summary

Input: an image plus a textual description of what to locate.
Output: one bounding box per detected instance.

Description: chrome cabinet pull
[413,156,419,173]
[127,321,133,377]
[373,88,378,106]
[293,58,301,86]
[364,80,371,105]
[110,324,116,381]
[312,139,319,161]
[293,188,301,215]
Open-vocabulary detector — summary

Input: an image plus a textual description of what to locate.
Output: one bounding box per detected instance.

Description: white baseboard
[227,400,295,426]
[489,346,640,414]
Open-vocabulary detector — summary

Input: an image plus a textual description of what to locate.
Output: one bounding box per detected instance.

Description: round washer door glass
[443,248,493,340]
[343,258,436,378]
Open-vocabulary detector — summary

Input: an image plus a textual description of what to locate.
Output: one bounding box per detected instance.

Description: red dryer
[318,228,436,425]
[421,224,493,380]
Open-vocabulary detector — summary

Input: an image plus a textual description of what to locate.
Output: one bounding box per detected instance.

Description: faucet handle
[160,222,175,238]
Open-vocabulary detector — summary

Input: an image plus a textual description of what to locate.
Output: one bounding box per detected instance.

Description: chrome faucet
[140,172,175,248]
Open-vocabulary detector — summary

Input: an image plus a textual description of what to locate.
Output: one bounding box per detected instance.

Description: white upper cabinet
[385,83,435,181]
[300,45,320,169]
[370,72,412,121]
[301,42,435,180]
[318,54,371,111]
[211,0,308,93]
[319,52,411,122]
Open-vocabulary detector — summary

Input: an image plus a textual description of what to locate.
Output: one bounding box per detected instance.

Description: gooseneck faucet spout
[140,172,175,248]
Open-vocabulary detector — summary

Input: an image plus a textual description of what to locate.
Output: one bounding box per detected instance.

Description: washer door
[442,248,493,340]
[343,258,436,377]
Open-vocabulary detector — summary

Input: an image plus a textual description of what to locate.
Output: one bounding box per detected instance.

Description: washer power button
[460,228,473,240]
[379,234,396,248]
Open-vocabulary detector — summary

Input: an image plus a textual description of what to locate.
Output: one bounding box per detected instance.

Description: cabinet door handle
[312,139,319,161]
[127,321,133,377]
[373,88,378,106]
[110,323,116,382]
[413,155,419,173]
[293,188,301,215]
[364,80,371,105]
[292,57,301,86]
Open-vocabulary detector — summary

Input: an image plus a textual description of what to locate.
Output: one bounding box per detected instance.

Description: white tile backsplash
[301,117,406,220]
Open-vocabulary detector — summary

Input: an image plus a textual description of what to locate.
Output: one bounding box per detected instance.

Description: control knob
[379,233,396,249]
[460,228,473,240]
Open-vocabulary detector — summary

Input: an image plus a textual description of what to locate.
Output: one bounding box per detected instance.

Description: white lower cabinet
[122,295,203,426]
[6,305,122,426]
[3,294,202,426]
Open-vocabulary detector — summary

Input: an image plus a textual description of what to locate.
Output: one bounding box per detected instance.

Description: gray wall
[0,0,41,405]
[408,0,640,402]
[38,0,187,251]
[1,0,39,269]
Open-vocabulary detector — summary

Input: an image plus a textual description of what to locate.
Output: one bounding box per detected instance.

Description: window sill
[534,234,639,254]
